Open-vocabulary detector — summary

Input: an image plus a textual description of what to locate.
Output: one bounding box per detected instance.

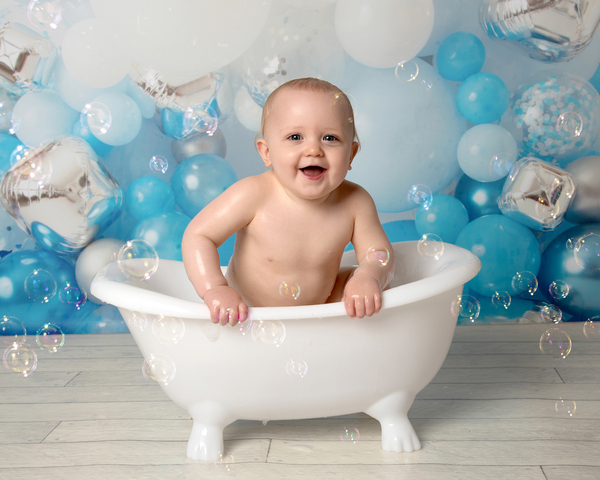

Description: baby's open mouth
[301,166,325,177]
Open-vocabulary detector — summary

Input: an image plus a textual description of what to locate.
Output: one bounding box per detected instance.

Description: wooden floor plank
[0,385,169,404]
[0,421,59,444]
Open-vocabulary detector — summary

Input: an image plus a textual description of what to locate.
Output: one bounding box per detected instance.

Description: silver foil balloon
[0,22,58,94]
[480,0,600,62]
[170,127,227,164]
[0,135,123,255]
[564,155,600,223]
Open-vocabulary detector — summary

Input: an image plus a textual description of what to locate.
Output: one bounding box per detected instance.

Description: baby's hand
[342,271,383,318]
[203,285,249,326]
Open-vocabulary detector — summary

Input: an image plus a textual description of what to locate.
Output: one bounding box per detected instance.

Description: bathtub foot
[187,403,233,463]
[365,392,422,453]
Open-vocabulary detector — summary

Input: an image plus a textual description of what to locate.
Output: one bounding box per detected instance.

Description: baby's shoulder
[338,180,373,201]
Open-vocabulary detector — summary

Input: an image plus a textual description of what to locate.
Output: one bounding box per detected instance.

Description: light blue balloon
[457,124,518,182]
[131,210,190,261]
[415,194,469,244]
[71,120,112,157]
[456,72,509,124]
[125,176,176,221]
[382,220,421,242]
[88,92,142,146]
[454,174,504,221]
[0,134,22,176]
[455,214,541,296]
[171,154,238,218]
[436,32,485,82]
[126,82,156,119]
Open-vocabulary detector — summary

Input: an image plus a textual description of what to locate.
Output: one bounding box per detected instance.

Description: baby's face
[256,88,359,202]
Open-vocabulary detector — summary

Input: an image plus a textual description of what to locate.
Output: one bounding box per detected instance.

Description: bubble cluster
[574,233,600,271]
[451,295,481,322]
[365,247,390,267]
[152,315,185,344]
[80,102,112,135]
[491,290,511,309]
[395,61,419,82]
[555,397,576,417]
[417,233,444,259]
[182,105,219,137]
[59,283,87,308]
[251,320,286,347]
[27,0,62,30]
[142,354,176,385]
[583,317,599,340]
[35,323,64,353]
[511,271,538,295]
[149,155,168,174]
[285,359,308,377]
[407,184,433,209]
[548,280,569,299]
[340,427,360,443]
[24,269,57,303]
[3,343,37,376]
[118,240,159,280]
[0,315,26,345]
[279,281,301,300]
[539,328,572,359]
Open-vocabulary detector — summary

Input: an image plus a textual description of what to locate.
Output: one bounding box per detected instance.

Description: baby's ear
[256,138,271,167]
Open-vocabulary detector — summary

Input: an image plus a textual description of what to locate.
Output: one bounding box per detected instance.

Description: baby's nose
[304,140,323,156]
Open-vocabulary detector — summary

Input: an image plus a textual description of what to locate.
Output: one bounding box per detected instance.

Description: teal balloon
[382,220,420,242]
[436,32,485,82]
[0,134,22,175]
[131,210,191,261]
[415,194,469,244]
[538,223,600,319]
[456,72,509,124]
[125,176,176,221]
[454,174,504,221]
[455,214,541,296]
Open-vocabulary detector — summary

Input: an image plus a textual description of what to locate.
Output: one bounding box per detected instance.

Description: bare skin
[181,88,394,326]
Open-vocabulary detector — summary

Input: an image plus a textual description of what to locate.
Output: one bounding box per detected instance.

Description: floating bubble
[24,269,57,303]
[59,283,87,308]
[182,105,219,138]
[583,316,600,340]
[491,290,511,309]
[511,271,538,295]
[555,397,576,417]
[549,280,569,299]
[407,184,433,209]
[285,359,308,377]
[539,328,572,359]
[489,152,516,178]
[340,427,360,443]
[236,312,253,336]
[3,343,37,376]
[127,311,148,331]
[152,315,185,344]
[214,453,235,471]
[80,102,112,135]
[556,111,583,138]
[566,237,576,250]
[141,353,176,385]
[149,155,168,174]
[251,320,286,347]
[9,145,30,166]
[35,323,64,353]
[279,281,301,300]
[27,0,62,29]
[451,295,481,321]
[365,247,390,267]
[574,233,600,271]
[0,316,26,345]
[417,233,444,259]
[16,152,53,185]
[395,61,419,82]
[118,240,159,280]
[539,303,562,324]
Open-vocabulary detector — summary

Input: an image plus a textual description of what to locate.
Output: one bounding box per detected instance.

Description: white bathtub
[91,241,480,462]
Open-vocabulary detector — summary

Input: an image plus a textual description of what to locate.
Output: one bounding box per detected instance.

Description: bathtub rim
[91,241,481,321]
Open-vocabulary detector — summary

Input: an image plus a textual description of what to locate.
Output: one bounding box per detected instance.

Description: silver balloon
[564,155,600,224]
[0,135,123,255]
[170,128,227,164]
[480,0,600,62]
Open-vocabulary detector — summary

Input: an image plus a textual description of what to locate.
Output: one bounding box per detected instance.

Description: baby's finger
[374,293,382,314]
[353,295,366,319]
[238,303,249,323]
[364,295,375,317]
[218,307,231,326]
[344,295,356,318]
[228,306,240,327]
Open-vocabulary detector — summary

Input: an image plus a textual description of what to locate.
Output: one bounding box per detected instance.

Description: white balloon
[75,237,123,304]
[334,0,435,68]
[234,86,263,133]
[283,0,336,9]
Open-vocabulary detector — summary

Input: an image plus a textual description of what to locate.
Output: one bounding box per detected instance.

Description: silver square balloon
[0,135,123,254]
[498,156,576,231]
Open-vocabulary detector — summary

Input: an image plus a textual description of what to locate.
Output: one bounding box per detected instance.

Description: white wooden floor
[1,323,598,480]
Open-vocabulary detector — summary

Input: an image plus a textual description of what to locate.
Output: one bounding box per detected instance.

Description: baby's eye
[323,135,337,142]
[288,134,302,141]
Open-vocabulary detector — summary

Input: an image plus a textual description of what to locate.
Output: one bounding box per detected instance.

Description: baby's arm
[343,186,395,318]
[181,177,258,326]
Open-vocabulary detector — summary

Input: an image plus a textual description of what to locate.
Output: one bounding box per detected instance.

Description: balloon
[538,223,600,319]
[233,86,262,133]
[417,0,462,57]
[74,304,128,334]
[125,176,176,221]
[171,154,238,218]
[75,237,123,304]
[11,90,79,146]
[382,220,421,243]
[84,92,142,146]
[130,210,190,261]
[71,120,113,158]
[436,32,485,82]
[564,156,600,224]
[283,0,336,9]
[455,214,541,296]
[334,0,434,68]
[415,194,469,244]
[0,89,18,134]
[89,0,272,76]
[454,174,505,221]
[456,124,517,182]
[171,128,227,164]
[342,56,467,212]
[0,134,22,176]
[456,72,509,124]
[125,82,156,119]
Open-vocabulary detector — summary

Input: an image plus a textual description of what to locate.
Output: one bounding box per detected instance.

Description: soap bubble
[417,233,444,259]
[539,328,572,359]
[279,281,301,300]
[511,271,538,295]
[236,312,253,336]
[489,152,516,178]
[539,303,562,324]
[15,153,53,185]
[142,353,176,385]
[118,240,159,280]
[35,323,64,353]
[285,359,308,377]
[10,145,30,166]
[407,184,433,209]
[127,311,148,331]
[214,453,235,471]
[566,237,576,250]
[0,316,26,345]
[24,269,57,303]
[556,112,583,138]
[149,155,168,174]
[251,320,286,347]
[27,0,62,29]
[340,427,360,443]
[365,247,390,267]
[80,102,112,135]
[549,280,569,300]
[152,315,185,344]
[451,295,481,322]
[395,61,419,82]
[583,317,600,340]
[59,283,87,308]
[3,343,37,377]
[555,397,576,417]
[574,233,600,271]
[182,105,218,138]
[491,290,511,309]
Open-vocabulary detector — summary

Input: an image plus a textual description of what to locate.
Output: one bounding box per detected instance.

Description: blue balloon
[88,92,142,146]
[125,176,176,221]
[456,72,509,124]
[72,120,113,157]
[171,154,238,218]
[130,210,190,261]
[455,214,541,296]
[382,220,421,243]
[436,32,486,82]
[538,223,600,319]
[454,174,504,221]
[415,194,469,243]
[0,134,22,175]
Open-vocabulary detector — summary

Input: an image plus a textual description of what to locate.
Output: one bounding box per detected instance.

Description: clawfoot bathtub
[91,241,480,462]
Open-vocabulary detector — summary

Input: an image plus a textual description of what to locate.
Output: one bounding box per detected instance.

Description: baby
[181,78,394,326]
